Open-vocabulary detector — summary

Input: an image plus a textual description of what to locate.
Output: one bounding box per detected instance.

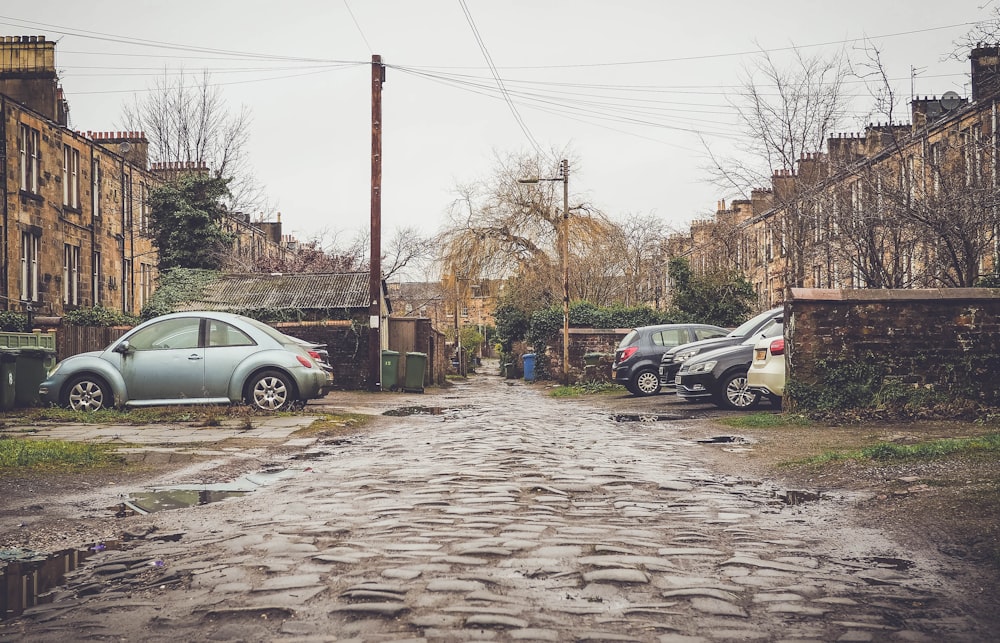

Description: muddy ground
[2,377,999,621]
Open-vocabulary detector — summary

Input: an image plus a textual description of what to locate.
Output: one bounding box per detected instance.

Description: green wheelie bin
[0,349,17,411]
[403,352,427,393]
[381,350,400,391]
[15,347,56,407]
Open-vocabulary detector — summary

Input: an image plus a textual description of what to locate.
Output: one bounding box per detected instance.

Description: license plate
[754,349,767,361]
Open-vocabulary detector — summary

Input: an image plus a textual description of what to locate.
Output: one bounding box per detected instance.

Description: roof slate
[175,272,372,311]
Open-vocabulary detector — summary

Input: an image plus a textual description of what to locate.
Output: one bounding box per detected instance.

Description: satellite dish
[941,91,961,110]
[119,141,132,154]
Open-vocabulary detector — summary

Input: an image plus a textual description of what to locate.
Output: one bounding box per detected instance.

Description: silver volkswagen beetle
[39,311,332,412]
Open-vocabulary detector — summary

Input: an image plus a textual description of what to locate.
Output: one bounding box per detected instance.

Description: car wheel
[630,369,661,396]
[716,371,760,410]
[246,370,295,411]
[65,375,110,412]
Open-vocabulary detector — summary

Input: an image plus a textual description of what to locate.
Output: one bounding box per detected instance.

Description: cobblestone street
[2,375,991,642]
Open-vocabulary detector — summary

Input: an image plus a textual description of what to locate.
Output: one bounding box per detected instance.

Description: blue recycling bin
[523,353,536,381]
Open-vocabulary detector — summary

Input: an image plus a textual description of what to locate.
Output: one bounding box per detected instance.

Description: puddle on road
[779,489,823,505]
[119,489,250,515]
[854,556,916,571]
[697,435,751,444]
[383,406,444,416]
[1,541,121,620]
[118,467,304,516]
[613,414,683,422]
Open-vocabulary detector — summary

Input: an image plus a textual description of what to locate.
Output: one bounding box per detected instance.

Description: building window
[139,263,154,309]
[92,158,102,218]
[19,124,40,194]
[124,179,133,228]
[139,182,151,233]
[92,251,102,306]
[930,142,943,194]
[63,244,80,306]
[63,145,80,208]
[850,181,864,220]
[962,125,982,187]
[21,232,40,302]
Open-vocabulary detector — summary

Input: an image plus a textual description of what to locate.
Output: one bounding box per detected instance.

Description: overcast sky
[1,1,992,249]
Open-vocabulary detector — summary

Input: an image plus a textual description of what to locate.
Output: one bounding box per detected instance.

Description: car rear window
[617,330,639,349]
[241,316,297,346]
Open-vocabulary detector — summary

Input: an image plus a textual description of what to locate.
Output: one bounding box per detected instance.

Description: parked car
[39,311,333,412]
[659,307,783,391]
[612,323,728,396]
[675,316,784,410]
[286,335,334,379]
[747,334,786,404]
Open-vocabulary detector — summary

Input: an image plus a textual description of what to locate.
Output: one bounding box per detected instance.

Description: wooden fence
[54,326,132,360]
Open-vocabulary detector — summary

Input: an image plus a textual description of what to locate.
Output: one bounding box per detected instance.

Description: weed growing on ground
[806,432,1000,464]
[549,382,626,397]
[0,438,123,472]
[719,412,812,429]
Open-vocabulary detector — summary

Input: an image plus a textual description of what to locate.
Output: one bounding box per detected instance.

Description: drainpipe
[120,157,127,312]
[89,143,96,307]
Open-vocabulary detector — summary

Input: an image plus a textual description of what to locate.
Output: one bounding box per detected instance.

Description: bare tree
[951,6,1000,59]
[834,42,1000,288]
[120,70,267,214]
[706,47,851,290]
[436,150,612,308]
[600,213,672,307]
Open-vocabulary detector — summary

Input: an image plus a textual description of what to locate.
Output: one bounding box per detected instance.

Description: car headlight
[675,349,699,363]
[686,360,717,374]
[46,363,61,378]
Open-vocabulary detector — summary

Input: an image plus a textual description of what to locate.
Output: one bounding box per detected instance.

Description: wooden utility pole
[369,55,384,391]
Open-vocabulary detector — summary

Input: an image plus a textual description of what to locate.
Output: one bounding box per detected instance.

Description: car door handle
[188,354,203,361]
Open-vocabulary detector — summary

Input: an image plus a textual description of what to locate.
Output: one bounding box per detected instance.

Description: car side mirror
[114,340,132,355]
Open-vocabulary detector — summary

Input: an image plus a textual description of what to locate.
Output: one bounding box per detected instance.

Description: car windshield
[726,308,780,338]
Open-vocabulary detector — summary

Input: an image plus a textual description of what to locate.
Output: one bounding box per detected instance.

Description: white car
[747,334,786,403]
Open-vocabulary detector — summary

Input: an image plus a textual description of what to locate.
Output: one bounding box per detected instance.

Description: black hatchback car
[612,323,728,396]
[659,307,782,392]
[675,316,784,410]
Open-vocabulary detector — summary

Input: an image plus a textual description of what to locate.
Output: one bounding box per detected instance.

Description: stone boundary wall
[544,328,630,382]
[788,288,1000,406]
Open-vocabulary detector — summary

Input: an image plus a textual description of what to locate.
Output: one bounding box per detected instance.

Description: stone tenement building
[0,35,290,319]
[668,46,1000,307]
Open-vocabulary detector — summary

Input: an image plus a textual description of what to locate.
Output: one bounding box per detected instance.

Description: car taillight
[619,347,638,362]
[308,350,322,361]
[296,355,314,368]
[769,338,785,356]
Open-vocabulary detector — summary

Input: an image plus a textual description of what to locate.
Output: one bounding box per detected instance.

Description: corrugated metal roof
[175,272,372,311]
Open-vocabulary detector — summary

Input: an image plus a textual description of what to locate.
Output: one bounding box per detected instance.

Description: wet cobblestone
[1,376,992,641]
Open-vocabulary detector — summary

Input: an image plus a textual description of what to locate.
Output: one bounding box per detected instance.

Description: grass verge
[0,438,123,472]
[808,432,1000,464]
[719,412,812,428]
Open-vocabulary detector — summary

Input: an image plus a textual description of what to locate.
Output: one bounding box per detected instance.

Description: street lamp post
[519,159,570,385]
